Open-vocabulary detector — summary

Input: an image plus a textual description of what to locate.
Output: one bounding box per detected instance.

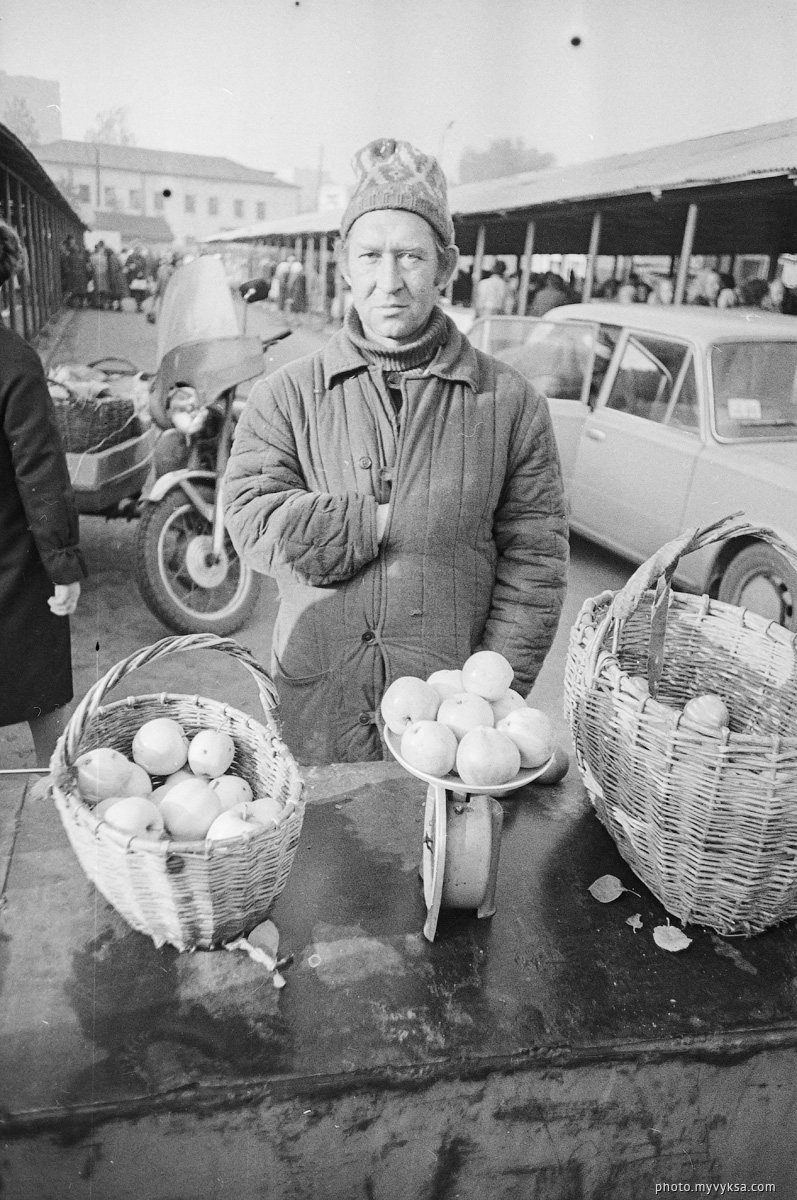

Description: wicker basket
[564,515,797,936]
[51,389,141,453]
[50,634,305,951]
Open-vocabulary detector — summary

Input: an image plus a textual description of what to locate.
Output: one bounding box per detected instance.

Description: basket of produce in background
[564,515,797,936]
[48,358,149,453]
[50,634,305,951]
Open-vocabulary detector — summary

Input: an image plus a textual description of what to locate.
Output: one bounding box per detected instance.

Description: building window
[129,189,142,210]
[153,192,164,211]
[208,196,219,216]
[103,186,117,209]
[185,194,196,214]
[77,184,90,203]
[256,201,266,221]
[234,199,244,219]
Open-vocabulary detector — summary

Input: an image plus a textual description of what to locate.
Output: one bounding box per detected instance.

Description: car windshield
[494,321,598,401]
[711,340,797,441]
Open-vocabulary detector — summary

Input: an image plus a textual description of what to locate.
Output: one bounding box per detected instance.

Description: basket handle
[584,511,797,689]
[62,634,281,766]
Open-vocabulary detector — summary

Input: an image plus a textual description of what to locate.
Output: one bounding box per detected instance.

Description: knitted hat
[340,138,455,246]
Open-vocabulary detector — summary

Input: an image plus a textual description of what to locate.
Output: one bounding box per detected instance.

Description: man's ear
[436,245,459,291]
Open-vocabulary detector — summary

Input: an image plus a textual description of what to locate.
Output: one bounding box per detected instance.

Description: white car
[469,303,797,629]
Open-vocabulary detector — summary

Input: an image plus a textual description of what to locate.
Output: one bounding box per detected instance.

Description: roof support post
[472,223,486,310]
[674,202,699,303]
[319,233,329,316]
[518,219,535,315]
[582,210,602,302]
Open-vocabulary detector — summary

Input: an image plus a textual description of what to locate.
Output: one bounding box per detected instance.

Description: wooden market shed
[207,116,797,314]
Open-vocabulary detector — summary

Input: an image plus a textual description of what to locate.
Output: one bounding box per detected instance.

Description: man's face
[343,209,457,346]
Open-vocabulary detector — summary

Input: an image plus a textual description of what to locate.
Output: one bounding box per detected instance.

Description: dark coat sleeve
[480,371,569,692]
[3,336,87,586]
[223,370,380,587]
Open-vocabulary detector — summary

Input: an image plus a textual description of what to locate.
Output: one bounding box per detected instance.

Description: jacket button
[358,711,373,725]
[362,630,375,643]
[358,456,372,469]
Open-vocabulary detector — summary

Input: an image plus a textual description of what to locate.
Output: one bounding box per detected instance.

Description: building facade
[34,140,300,247]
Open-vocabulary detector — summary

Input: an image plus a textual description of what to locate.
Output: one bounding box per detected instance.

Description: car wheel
[718,543,797,632]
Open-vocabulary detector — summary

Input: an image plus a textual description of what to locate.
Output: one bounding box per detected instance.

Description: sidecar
[48,357,157,517]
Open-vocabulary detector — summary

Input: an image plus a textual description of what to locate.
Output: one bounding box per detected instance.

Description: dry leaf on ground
[653,923,692,952]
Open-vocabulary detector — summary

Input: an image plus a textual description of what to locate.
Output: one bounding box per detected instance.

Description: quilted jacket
[223,312,568,764]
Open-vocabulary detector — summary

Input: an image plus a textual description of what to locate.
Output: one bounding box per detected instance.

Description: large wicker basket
[564,515,797,936]
[50,634,305,951]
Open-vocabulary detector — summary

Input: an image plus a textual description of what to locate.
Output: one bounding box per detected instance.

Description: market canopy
[206,117,797,260]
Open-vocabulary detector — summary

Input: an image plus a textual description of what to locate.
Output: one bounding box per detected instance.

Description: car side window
[605,333,695,428]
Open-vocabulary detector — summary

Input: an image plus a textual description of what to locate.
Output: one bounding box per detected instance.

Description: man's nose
[376,254,402,293]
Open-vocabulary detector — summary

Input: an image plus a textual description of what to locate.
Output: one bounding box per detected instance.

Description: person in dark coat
[0,222,86,766]
[60,235,90,308]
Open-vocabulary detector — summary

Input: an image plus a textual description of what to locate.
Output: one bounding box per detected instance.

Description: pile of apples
[73,717,286,843]
[381,650,568,788]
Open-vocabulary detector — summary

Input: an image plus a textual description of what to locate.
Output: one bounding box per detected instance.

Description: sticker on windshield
[727,397,762,421]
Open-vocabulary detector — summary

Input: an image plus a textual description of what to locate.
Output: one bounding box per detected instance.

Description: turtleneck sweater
[344,305,450,426]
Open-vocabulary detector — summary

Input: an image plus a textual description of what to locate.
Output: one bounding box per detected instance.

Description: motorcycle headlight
[167,386,209,436]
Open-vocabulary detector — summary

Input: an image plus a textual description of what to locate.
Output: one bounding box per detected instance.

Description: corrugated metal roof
[0,124,85,227]
[451,117,797,216]
[208,116,797,243]
[34,140,300,188]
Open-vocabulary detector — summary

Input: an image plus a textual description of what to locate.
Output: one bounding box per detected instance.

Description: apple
[116,762,154,797]
[461,651,514,702]
[426,669,465,704]
[436,692,495,741]
[380,676,440,735]
[497,707,554,769]
[250,796,285,828]
[534,745,570,785]
[151,768,194,804]
[400,720,458,777]
[75,747,134,804]
[683,693,730,729]
[98,795,164,840]
[209,774,254,810]
[490,688,526,723]
[206,805,260,841]
[188,729,236,778]
[160,777,222,840]
[456,726,521,787]
[132,718,189,775]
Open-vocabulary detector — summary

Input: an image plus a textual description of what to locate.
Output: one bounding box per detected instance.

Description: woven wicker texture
[52,391,141,453]
[50,634,305,951]
[564,516,797,936]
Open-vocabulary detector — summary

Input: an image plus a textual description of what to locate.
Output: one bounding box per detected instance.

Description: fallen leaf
[626,913,643,933]
[653,923,692,952]
[248,919,280,959]
[588,874,638,903]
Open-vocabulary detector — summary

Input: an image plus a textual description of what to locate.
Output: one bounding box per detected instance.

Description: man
[530,271,571,317]
[474,260,510,317]
[224,138,568,765]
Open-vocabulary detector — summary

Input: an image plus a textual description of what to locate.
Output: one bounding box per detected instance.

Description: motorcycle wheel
[135,484,260,635]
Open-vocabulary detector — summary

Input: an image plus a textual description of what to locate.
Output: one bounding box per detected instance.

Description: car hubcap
[738,572,793,625]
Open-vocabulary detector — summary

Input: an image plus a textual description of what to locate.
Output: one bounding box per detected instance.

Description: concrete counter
[1,758,796,1198]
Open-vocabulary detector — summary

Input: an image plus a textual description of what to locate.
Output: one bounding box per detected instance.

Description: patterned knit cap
[340,138,455,246]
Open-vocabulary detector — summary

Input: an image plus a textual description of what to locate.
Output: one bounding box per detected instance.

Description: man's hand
[376,504,390,544]
[48,582,81,616]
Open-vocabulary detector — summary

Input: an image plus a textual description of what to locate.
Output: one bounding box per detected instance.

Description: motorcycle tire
[135,484,260,635]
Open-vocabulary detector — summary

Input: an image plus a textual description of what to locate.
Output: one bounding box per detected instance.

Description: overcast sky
[3,0,797,188]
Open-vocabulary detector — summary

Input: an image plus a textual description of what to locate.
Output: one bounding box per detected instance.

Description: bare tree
[3,96,40,147]
[458,138,555,184]
[85,106,136,146]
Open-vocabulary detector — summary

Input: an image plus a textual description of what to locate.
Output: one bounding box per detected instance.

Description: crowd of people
[59,236,184,317]
[458,256,797,317]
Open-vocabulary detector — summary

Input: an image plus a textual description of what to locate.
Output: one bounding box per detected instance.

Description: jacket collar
[322,308,480,393]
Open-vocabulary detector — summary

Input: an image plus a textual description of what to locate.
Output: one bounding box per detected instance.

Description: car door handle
[586,428,606,442]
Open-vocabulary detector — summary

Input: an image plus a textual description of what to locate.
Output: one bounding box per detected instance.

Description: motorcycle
[134,256,290,635]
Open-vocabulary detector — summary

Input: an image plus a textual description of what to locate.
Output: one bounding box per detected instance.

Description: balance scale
[384,729,554,942]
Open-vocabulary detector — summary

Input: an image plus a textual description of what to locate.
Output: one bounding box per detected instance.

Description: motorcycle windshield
[156,256,240,363]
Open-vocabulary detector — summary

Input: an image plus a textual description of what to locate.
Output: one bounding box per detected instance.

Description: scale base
[422,784,504,942]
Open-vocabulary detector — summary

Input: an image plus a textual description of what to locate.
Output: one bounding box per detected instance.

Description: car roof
[546,302,797,343]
